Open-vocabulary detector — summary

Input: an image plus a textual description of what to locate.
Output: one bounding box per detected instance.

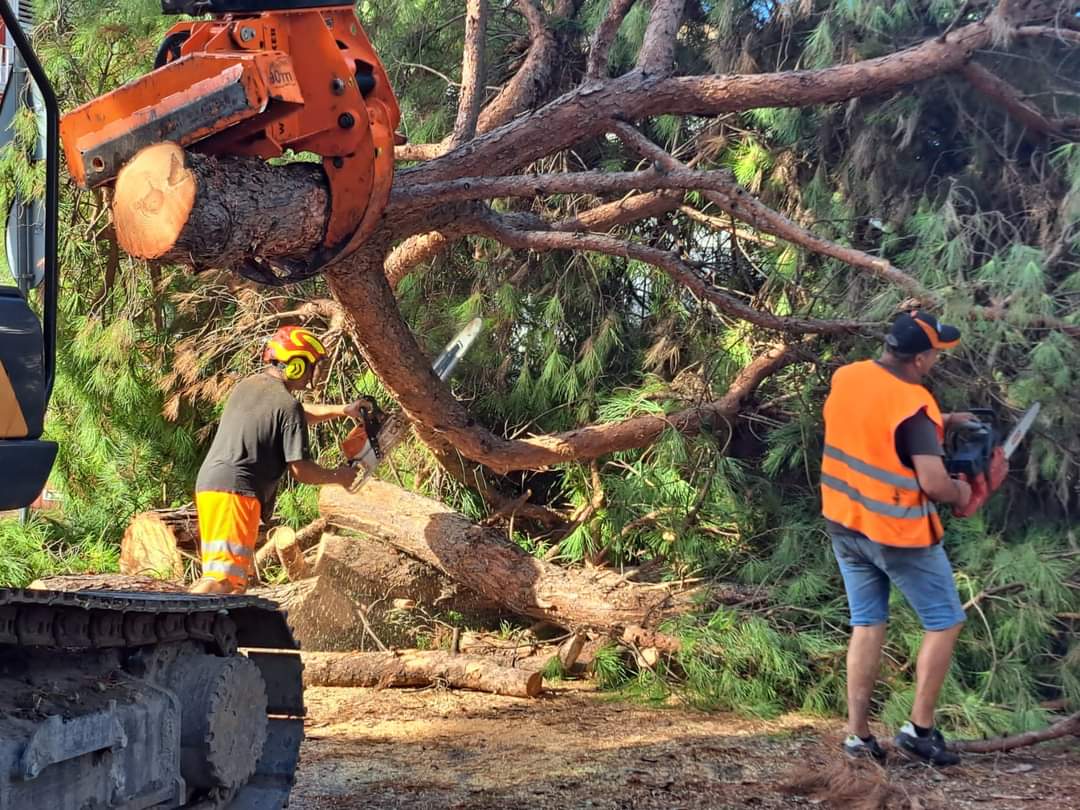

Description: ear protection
[282,356,308,381]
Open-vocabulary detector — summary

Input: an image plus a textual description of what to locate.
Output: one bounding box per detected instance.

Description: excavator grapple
[60,0,402,279]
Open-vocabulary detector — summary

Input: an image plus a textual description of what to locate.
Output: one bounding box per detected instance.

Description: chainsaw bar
[1001,402,1040,460]
[342,318,483,489]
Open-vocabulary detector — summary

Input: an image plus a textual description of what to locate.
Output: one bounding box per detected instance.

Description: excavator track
[0,588,304,810]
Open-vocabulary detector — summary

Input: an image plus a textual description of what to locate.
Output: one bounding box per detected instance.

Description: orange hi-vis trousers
[196,490,261,590]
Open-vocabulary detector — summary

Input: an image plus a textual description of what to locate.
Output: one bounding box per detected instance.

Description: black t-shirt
[195,373,310,519]
[825,363,944,538]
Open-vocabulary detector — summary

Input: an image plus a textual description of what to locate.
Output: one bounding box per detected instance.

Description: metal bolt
[338,113,355,129]
[332,157,344,169]
[331,77,346,95]
[239,26,256,42]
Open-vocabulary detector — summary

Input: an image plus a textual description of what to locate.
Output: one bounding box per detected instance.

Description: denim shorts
[831,530,966,631]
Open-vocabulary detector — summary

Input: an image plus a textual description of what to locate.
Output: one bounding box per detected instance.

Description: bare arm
[287,459,356,488]
[302,399,370,425]
[911,454,971,506]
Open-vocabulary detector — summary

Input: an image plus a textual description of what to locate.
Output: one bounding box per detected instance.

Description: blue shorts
[831,530,966,631]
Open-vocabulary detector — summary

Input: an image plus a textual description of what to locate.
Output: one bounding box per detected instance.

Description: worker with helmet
[190,325,363,594]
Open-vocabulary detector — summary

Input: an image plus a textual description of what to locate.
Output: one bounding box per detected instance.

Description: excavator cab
[0,0,59,511]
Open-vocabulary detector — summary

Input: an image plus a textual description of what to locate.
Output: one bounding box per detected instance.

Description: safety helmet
[263,325,327,380]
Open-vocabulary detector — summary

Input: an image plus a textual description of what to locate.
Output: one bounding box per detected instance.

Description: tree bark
[318,480,692,638]
[301,649,544,697]
[113,142,328,268]
[951,711,1080,753]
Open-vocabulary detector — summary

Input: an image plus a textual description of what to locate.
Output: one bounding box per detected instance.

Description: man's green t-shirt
[195,373,310,519]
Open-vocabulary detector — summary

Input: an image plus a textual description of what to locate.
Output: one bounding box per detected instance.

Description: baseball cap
[885,310,961,355]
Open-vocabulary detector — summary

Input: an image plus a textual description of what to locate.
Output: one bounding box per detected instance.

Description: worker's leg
[911,622,964,727]
[192,491,261,594]
[831,532,891,739]
[846,623,887,737]
[884,543,966,728]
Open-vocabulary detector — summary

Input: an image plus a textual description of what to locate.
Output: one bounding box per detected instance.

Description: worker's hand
[331,464,359,489]
[944,411,978,431]
[343,397,376,420]
[951,477,972,508]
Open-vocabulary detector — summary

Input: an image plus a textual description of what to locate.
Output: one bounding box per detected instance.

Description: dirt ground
[292,683,1080,809]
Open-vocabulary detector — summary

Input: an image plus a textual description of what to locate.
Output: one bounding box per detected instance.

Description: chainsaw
[340,318,483,491]
[944,402,1040,518]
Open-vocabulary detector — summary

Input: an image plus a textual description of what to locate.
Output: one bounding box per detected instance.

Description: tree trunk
[113,142,328,268]
[301,649,543,698]
[318,481,691,640]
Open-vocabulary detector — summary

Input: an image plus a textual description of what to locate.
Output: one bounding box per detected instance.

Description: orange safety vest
[821,360,945,548]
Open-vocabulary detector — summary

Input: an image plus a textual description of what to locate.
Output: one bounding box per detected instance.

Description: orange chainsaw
[59,0,402,284]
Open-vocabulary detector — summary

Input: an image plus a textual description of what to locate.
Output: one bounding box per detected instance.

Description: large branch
[553,189,683,231]
[476,210,871,335]
[449,0,489,148]
[476,0,556,132]
[405,18,998,184]
[636,0,685,75]
[609,121,933,300]
[330,247,799,473]
[961,61,1080,140]
[586,0,636,80]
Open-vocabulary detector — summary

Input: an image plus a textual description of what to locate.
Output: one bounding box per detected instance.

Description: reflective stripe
[202,560,248,580]
[821,474,932,520]
[823,445,920,492]
[202,539,254,558]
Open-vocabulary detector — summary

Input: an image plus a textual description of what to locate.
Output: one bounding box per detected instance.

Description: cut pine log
[301,650,543,698]
[270,526,310,581]
[319,481,688,647]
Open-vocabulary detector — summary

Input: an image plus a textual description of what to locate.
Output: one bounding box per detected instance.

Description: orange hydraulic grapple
[60,0,402,282]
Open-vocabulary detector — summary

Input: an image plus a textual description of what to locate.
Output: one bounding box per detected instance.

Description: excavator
[0,1,401,807]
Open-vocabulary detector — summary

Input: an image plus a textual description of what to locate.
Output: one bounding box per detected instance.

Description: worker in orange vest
[822,311,974,766]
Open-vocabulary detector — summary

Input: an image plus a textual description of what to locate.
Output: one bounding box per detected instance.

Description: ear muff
[283,357,308,380]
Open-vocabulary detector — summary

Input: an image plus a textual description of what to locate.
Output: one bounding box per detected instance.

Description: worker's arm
[911,454,972,506]
[287,459,356,488]
[302,399,369,425]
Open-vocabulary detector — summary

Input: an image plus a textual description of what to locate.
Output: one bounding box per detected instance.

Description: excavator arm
[60,0,402,283]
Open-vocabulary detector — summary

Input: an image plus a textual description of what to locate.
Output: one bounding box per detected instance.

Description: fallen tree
[319,480,692,642]
[108,0,1080,482]
[301,649,544,698]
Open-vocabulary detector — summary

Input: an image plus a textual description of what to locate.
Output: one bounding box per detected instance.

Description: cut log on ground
[312,532,505,622]
[270,526,310,581]
[319,481,689,646]
[252,532,508,650]
[120,508,194,580]
[301,650,543,698]
[29,574,187,593]
[254,517,328,570]
[251,577,367,651]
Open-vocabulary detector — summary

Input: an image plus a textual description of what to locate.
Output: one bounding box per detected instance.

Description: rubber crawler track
[0,588,304,809]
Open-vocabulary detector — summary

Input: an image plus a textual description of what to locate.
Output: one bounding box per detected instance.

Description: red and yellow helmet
[263,326,327,380]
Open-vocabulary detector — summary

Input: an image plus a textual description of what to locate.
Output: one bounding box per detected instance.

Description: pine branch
[449,0,489,149]
[586,0,636,80]
[476,0,556,132]
[961,61,1080,141]
[636,0,685,76]
[475,209,871,335]
[952,711,1080,753]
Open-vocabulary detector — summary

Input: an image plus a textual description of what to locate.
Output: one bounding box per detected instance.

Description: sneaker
[894,722,960,767]
[842,733,886,761]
